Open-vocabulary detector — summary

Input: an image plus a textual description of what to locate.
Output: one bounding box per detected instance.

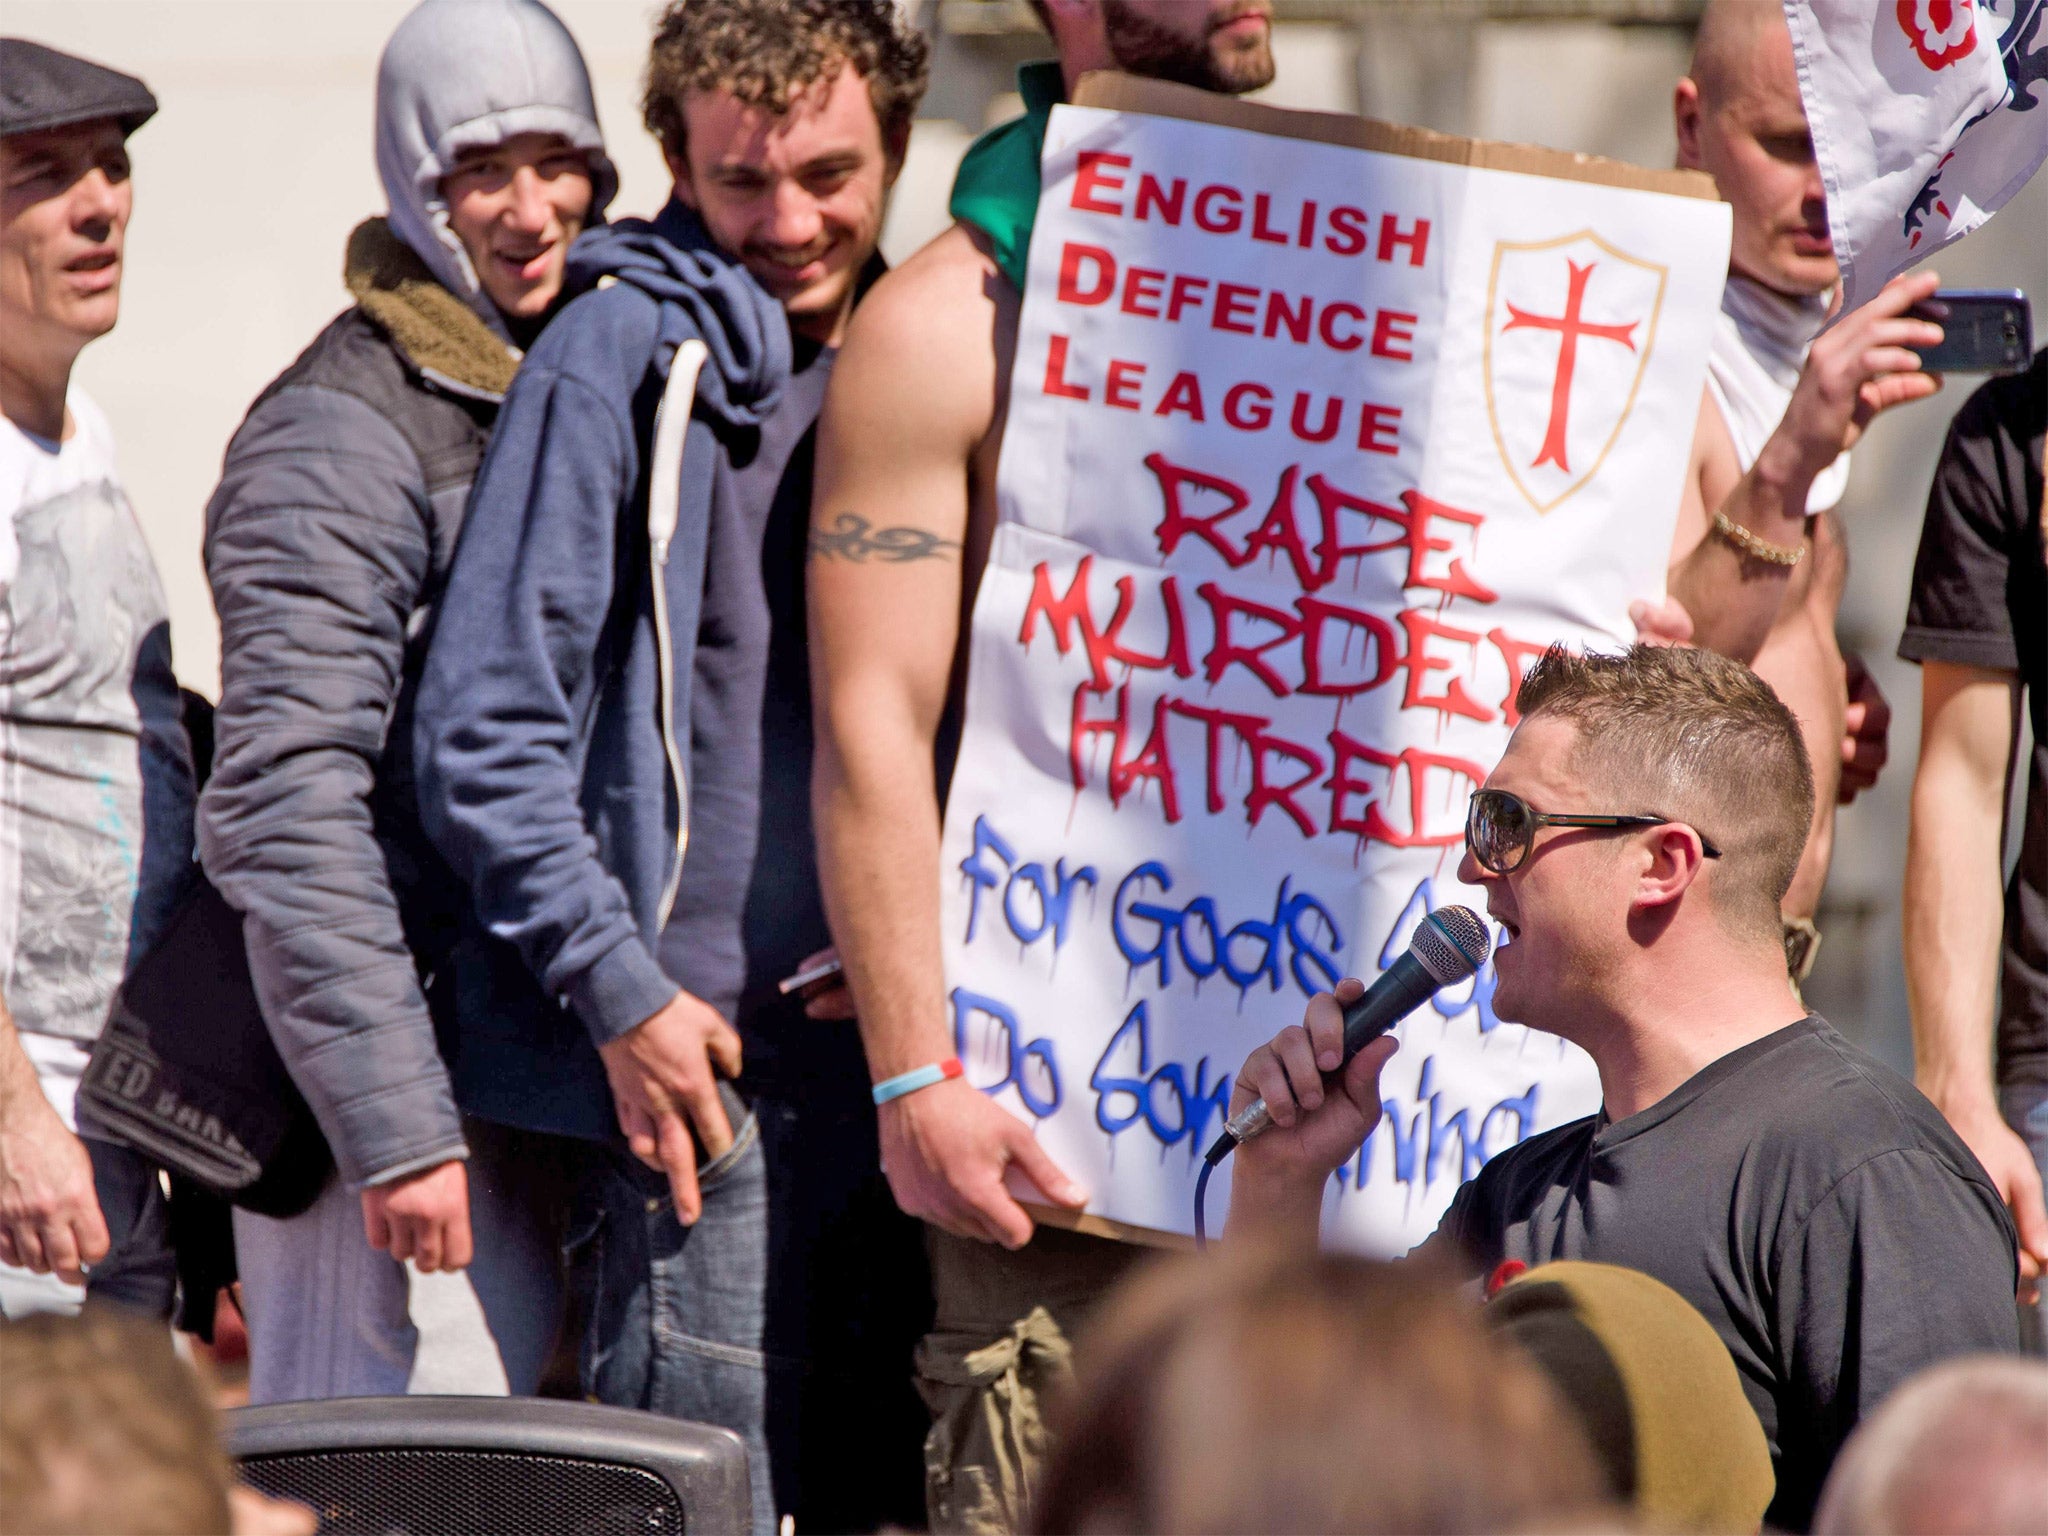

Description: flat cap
[0,39,157,140]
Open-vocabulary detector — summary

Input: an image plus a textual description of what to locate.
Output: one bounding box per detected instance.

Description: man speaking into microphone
[1224,644,2020,1533]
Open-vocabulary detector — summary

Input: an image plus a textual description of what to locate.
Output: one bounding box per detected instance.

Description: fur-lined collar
[344,218,519,398]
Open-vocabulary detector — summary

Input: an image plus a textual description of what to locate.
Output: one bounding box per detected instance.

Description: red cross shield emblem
[1483,232,1668,514]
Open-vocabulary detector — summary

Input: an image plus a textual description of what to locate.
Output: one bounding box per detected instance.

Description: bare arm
[1669,389,1816,663]
[1905,659,2046,1293]
[0,995,107,1283]
[1670,270,1943,662]
[809,239,978,1088]
[810,229,1082,1248]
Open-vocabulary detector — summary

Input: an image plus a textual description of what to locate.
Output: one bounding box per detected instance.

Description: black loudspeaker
[223,1396,752,1536]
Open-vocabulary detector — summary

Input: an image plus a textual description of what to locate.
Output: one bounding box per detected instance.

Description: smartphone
[1909,288,2032,374]
[777,955,843,996]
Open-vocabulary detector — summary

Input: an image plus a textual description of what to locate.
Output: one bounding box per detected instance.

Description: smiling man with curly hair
[642,0,928,346]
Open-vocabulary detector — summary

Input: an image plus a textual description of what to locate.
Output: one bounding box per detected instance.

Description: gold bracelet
[1711,510,1806,567]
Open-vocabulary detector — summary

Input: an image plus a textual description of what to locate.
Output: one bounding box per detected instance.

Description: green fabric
[947,61,1065,293]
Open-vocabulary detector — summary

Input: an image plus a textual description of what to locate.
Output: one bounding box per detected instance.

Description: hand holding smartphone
[779,949,854,1021]
[1908,288,2032,374]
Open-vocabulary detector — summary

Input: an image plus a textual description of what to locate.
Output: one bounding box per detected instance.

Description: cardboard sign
[938,77,1730,1252]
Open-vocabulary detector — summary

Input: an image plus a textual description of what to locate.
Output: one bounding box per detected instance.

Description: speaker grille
[240,1447,687,1535]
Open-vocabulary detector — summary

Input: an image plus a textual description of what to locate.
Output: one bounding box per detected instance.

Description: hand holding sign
[880,1074,1087,1249]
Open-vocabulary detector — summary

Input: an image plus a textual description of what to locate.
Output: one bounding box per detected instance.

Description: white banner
[938,84,1731,1252]
[1787,0,2048,314]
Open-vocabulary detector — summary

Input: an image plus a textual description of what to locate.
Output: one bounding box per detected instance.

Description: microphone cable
[1193,1147,1222,1248]
[1193,1119,1248,1247]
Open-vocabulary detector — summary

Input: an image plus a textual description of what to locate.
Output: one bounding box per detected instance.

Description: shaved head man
[1650,0,1942,982]
[1681,0,1839,297]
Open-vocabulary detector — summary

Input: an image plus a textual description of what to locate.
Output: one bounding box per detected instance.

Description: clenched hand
[362,1157,473,1273]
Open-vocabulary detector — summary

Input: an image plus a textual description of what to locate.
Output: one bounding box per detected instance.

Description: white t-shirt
[0,388,194,1047]
[1705,274,1852,513]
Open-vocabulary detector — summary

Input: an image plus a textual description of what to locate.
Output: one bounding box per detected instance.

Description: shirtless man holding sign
[808,1,1938,1527]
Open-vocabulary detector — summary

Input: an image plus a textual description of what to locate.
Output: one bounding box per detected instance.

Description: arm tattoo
[808,512,961,564]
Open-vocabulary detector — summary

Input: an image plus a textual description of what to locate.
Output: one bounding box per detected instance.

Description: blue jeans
[0,1137,175,1322]
[565,1092,777,1536]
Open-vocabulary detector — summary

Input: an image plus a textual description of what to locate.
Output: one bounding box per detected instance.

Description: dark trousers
[85,1135,177,1318]
[472,1026,933,1535]
[753,1081,933,1532]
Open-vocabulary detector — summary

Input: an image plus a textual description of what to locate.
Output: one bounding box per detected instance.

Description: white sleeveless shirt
[1705,274,1851,513]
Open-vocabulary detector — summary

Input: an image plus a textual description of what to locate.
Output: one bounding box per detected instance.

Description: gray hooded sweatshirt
[198,0,614,1191]
[375,0,618,339]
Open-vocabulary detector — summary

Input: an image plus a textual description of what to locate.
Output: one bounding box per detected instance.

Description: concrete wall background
[14,0,2043,1072]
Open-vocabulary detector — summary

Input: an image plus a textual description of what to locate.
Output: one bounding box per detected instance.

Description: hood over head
[566,200,790,431]
[375,0,617,339]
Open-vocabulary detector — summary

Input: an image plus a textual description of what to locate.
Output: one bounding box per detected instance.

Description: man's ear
[1042,0,1111,77]
[1633,823,1709,914]
[664,147,698,210]
[880,116,912,192]
[1673,77,1706,172]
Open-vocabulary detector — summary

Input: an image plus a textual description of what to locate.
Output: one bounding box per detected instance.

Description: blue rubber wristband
[872,1058,964,1106]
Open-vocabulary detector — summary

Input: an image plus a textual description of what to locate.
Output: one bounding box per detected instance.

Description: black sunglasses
[1465,788,1724,876]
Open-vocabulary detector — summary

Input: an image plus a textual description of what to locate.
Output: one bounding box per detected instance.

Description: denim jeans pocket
[695,1109,760,1197]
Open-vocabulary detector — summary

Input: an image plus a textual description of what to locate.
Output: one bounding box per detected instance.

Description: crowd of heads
[1035,1244,2048,1536]
[1033,1245,1606,1534]
[6,1253,2047,1535]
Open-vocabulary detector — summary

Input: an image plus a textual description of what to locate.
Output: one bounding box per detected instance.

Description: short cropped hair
[1515,644,1814,941]
[1031,1244,1607,1533]
[0,1309,233,1534]
[641,0,931,161]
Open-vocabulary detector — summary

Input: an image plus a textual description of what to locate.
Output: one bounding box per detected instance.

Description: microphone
[1207,905,1492,1159]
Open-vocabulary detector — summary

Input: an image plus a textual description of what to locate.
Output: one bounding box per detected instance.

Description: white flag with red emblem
[1785,0,2048,313]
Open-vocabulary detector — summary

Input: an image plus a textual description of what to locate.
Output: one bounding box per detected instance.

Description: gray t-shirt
[0,391,194,1043]
[1416,1015,2019,1532]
